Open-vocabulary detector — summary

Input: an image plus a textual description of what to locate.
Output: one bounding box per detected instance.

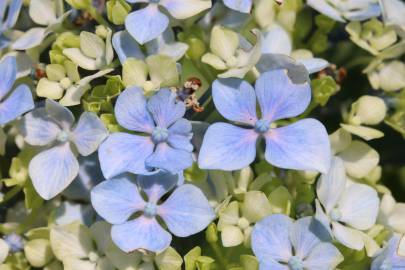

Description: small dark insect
[174,77,204,113]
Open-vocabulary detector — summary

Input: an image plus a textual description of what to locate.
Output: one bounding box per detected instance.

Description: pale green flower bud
[107,0,131,25]
[352,95,387,125]
[66,0,92,10]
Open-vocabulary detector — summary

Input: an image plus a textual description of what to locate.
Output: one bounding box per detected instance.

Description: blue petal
[4,0,22,29]
[98,133,154,178]
[198,123,258,170]
[0,84,34,125]
[125,5,169,45]
[259,261,288,270]
[0,56,16,99]
[255,70,311,122]
[29,143,79,200]
[71,112,108,156]
[115,87,155,133]
[147,88,186,128]
[212,78,257,125]
[112,30,145,63]
[168,118,193,152]
[303,242,343,270]
[21,108,61,146]
[145,142,193,173]
[264,119,331,173]
[137,171,179,203]
[223,0,252,13]
[251,214,293,262]
[45,99,75,130]
[158,184,215,237]
[111,216,172,253]
[91,175,146,224]
[12,27,47,50]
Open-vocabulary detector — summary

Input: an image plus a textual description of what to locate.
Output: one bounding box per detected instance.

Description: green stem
[209,242,227,269]
[0,186,22,204]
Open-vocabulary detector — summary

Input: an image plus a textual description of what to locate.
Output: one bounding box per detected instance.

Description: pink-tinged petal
[0,56,16,99]
[147,88,186,128]
[111,216,172,253]
[145,142,193,173]
[198,123,258,170]
[0,84,34,125]
[251,214,293,262]
[212,78,257,125]
[71,112,109,156]
[98,133,154,178]
[158,184,215,237]
[91,175,146,224]
[114,87,155,133]
[29,143,79,200]
[255,70,311,122]
[265,119,331,173]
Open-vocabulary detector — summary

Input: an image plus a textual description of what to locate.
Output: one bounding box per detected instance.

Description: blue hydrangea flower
[0,56,34,125]
[3,233,23,253]
[252,214,343,270]
[371,234,405,270]
[223,0,253,13]
[124,0,211,44]
[198,69,331,173]
[98,87,193,178]
[0,0,22,49]
[91,172,215,253]
[21,99,108,200]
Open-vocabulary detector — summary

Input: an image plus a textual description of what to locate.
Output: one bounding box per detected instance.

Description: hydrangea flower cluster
[0,0,405,269]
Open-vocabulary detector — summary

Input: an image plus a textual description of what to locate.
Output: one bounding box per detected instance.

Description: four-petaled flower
[315,157,380,255]
[0,56,34,125]
[125,0,211,44]
[91,172,215,252]
[98,87,194,178]
[252,214,344,270]
[198,69,331,173]
[21,100,108,200]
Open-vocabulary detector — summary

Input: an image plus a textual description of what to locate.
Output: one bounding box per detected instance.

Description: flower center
[151,127,169,144]
[57,130,70,142]
[288,256,304,270]
[330,208,342,221]
[144,202,157,218]
[88,251,99,263]
[254,119,270,133]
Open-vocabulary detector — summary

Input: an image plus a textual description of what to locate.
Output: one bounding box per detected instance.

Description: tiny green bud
[352,95,387,125]
[205,223,218,243]
[186,37,206,61]
[95,25,109,39]
[66,0,91,10]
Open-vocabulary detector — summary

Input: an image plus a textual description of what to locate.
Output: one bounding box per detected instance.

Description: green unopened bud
[186,37,206,61]
[60,77,72,89]
[66,0,91,9]
[352,95,387,125]
[95,25,109,39]
[205,223,218,243]
[107,0,131,25]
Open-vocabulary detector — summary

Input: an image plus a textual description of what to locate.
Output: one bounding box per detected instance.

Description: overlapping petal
[147,89,185,128]
[111,217,172,253]
[198,123,258,170]
[91,175,146,224]
[45,99,75,130]
[158,184,215,237]
[212,78,257,125]
[29,143,79,200]
[137,171,179,203]
[0,56,16,99]
[223,0,253,13]
[112,31,144,63]
[145,142,193,173]
[264,119,331,173]
[255,70,311,122]
[0,84,34,125]
[303,242,344,270]
[160,0,212,19]
[332,221,364,250]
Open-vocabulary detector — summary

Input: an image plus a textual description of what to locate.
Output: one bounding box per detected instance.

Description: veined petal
[265,119,331,173]
[212,78,257,125]
[255,70,311,122]
[98,133,154,178]
[0,84,34,125]
[198,123,258,170]
[316,157,346,213]
[115,87,155,133]
[145,142,193,173]
[314,200,333,236]
[251,214,293,262]
[3,0,22,29]
[262,26,292,55]
[307,0,345,22]
[167,134,193,152]
[223,0,253,13]
[0,56,16,100]
[29,143,79,200]
[112,30,145,63]
[125,5,169,45]
[71,112,108,156]
[91,175,146,224]
[45,99,75,130]
[160,0,211,19]
[332,222,364,250]
[21,108,61,146]
[12,27,47,50]
[147,89,186,128]
[338,183,379,230]
[158,184,215,237]
[111,217,172,253]
[137,171,179,203]
[297,58,329,74]
[303,242,344,270]
[169,118,192,135]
